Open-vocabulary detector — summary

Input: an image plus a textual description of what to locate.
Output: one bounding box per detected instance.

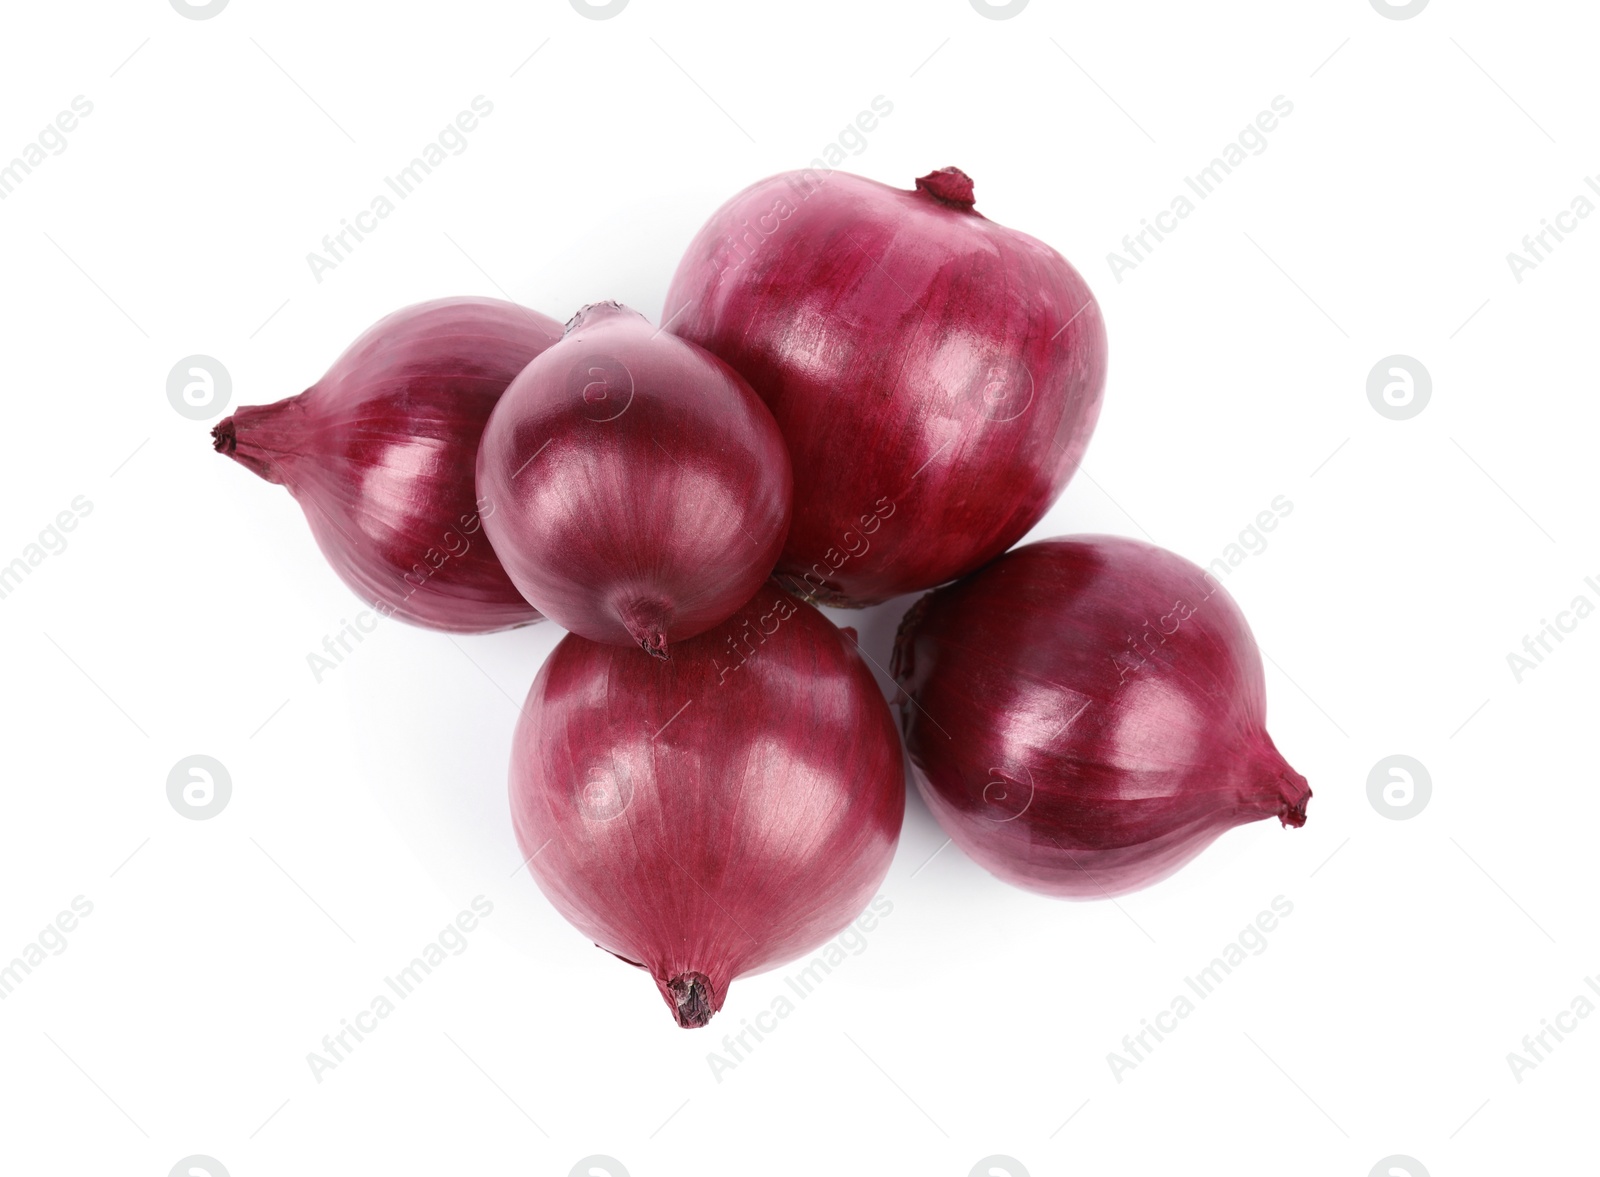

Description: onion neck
[211,393,312,485]
[914,167,978,211]
[665,972,716,1029]
[619,598,672,660]
[564,300,646,336]
[1250,736,1311,828]
[889,593,932,683]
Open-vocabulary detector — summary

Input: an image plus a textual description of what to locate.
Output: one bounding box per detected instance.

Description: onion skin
[891,536,1310,899]
[212,297,562,633]
[509,583,904,1027]
[477,302,792,657]
[664,167,1107,607]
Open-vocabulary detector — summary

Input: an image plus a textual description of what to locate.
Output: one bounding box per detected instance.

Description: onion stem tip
[665,972,716,1029]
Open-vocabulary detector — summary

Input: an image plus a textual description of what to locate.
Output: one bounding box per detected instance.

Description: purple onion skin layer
[212,297,562,633]
[476,302,793,658]
[664,167,1108,607]
[509,583,904,1028]
[891,536,1310,899]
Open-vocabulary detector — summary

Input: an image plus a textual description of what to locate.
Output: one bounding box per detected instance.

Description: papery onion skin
[891,536,1310,899]
[212,297,562,633]
[509,583,903,1027]
[664,166,1108,607]
[477,302,792,657]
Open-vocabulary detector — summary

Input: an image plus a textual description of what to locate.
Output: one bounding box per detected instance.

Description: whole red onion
[477,302,792,657]
[664,166,1108,607]
[509,583,903,1027]
[212,297,562,633]
[891,536,1310,898]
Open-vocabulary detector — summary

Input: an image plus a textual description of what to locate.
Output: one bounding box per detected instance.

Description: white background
[1,1,1594,1174]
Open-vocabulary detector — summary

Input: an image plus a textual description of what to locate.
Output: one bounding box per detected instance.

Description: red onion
[891,536,1310,898]
[477,302,792,657]
[664,166,1108,607]
[509,583,903,1027]
[212,297,562,633]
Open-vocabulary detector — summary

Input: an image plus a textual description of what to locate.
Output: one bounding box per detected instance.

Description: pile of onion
[206,164,1314,1030]
[892,535,1310,898]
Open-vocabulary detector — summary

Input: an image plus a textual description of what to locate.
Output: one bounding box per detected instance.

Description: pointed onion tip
[1279,783,1310,828]
[1245,734,1311,830]
[621,600,672,660]
[889,593,932,682]
[666,972,716,1029]
[211,417,236,455]
[563,300,644,336]
[914,167,977,209]
[1271,761,1312,829]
